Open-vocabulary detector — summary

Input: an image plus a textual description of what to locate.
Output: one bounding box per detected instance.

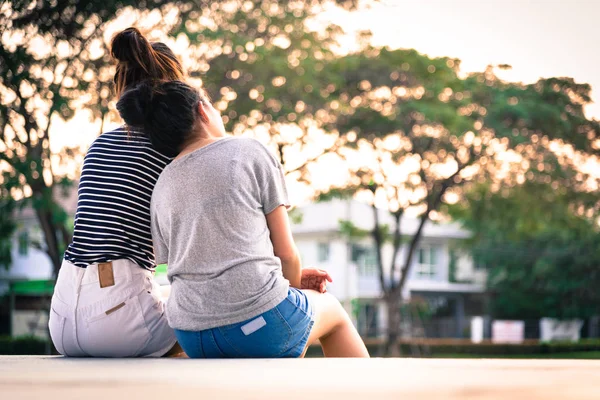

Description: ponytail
[111,27,184,95]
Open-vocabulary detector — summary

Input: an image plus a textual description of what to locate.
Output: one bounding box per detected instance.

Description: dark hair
[111,27,184,96]
[116,80,201,157]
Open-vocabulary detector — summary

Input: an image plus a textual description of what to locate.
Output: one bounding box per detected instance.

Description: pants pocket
[219,308,292,358]
[48,296,69,356]
[83,294,150,357]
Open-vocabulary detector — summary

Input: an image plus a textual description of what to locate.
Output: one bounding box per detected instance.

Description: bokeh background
[1,0,599,357]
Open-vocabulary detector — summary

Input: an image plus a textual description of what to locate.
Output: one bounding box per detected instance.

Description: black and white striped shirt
[64,128,171,270]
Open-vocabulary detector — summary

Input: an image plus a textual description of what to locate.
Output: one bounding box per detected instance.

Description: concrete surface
[1,356,600,399]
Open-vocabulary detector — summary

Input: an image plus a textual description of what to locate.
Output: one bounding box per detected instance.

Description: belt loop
[124,259,133,283]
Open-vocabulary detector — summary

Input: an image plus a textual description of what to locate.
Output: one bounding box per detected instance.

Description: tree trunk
[383,292,402,357]
[34,207,62,279]
[389,210,403,288]
[371,204,387,292]
[395,212,430,293]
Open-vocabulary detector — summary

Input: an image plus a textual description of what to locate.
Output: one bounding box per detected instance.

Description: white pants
[48,259,176,357]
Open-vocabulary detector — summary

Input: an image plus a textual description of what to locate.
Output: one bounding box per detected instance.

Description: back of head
[116,80,200,157]
[111,27,184,95]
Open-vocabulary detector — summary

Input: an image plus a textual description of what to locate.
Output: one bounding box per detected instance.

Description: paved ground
[1,356,600,399]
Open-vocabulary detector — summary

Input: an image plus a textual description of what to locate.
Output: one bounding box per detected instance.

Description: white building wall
[0,218,54,296]
[295,237,357,303]
[6,199,485,306]
[455,250,487,285]
[291,200,486,303]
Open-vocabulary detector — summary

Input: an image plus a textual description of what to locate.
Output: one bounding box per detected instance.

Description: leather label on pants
[98,262,115,288]
[105,302,126,315]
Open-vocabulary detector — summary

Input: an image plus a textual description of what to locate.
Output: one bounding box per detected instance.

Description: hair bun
[111,27,150,64]
[116,81,155,129]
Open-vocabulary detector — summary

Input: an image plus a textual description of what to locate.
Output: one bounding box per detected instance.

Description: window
[416,246,438,279]
[358,251,378,276]
[18,231,29,256]
[350,244,366,262]
[352,244,378,276]
[317,242,330,262]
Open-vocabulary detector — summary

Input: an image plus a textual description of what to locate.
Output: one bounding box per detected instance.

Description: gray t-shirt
[151,137,291,331]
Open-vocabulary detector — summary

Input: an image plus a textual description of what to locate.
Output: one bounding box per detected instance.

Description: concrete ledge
[1,356,600,399]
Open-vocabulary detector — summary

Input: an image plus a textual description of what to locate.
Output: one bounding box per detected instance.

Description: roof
[408,280,485,294]
[291,199,471,239]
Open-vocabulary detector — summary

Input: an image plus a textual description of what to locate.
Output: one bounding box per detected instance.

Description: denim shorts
[175,287,314,358]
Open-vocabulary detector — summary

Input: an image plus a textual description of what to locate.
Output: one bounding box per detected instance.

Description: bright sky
[324,0,600,118]
[51,0,600,205]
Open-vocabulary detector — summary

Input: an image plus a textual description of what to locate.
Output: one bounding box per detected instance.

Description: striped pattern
[64,129,170,270]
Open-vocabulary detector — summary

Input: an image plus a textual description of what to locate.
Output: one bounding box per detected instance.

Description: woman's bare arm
[266,205,302,288]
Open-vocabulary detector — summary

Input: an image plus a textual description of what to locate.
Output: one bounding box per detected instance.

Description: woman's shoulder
[93,127,148,144]
[233,137,280,167]
[87,127,170,160]
[88,127,139,148]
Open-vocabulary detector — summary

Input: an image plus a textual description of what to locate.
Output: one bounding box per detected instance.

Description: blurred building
[0,186,77,338]
[2,191,487,340]
[292,199,487,339]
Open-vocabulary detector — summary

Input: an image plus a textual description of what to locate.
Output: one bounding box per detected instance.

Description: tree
[448,181,600,320]
[317,44,600,354]
[0,192,16,269]
[0,1,180,277]
[0,0,362,277]
[169,0,363,174]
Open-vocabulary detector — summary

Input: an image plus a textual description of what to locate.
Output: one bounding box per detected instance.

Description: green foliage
[316,42,600,303]
[315,42,599,354]
[408,340,600,356]
[170,1,365,172]
[0,335,48,355]
[0,195,16,269]
[288,207,304,225]
[450,182,600,319]
[306,339,600,358]
[1,1,179,274]
[484,229,600,319]
[0,166,20,268]
[3,2,598,329]
[316,187,357,203]
[1,0,367,274]
[338,220,370,239]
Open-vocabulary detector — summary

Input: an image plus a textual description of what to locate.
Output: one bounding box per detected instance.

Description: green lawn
[431,352,600,359]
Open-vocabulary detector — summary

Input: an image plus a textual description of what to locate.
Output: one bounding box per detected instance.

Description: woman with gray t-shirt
[117,80,369,358]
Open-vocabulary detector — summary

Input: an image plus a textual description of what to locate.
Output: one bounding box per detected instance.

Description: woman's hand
[301,268,333,293]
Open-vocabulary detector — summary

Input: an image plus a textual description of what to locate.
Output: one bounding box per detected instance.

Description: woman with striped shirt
[48,28,184,357]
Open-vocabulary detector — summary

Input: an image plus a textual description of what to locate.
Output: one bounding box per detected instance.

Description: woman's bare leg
[302,290,369,358]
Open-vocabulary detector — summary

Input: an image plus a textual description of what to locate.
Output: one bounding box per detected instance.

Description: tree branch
[11,89,38,152]
[286,138,344,174]
[389,209,403,290]
[392,151,475,296]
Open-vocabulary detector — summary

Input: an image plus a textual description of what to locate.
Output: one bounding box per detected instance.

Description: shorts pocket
[48,296,69,356]
[219,308,292,358]
[84,294,150,357]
